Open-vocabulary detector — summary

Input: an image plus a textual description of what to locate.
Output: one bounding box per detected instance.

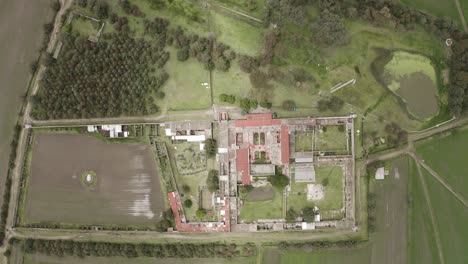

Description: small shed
[375,167,385,180]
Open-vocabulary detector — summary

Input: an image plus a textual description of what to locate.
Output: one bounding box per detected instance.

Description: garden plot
[295,131,313,152]
[315,126,347,152]
[174,142,207,175]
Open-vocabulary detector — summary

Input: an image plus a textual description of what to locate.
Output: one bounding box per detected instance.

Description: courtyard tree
[205,139,217,158]
[196,209,207,218]
[184,199,193,208]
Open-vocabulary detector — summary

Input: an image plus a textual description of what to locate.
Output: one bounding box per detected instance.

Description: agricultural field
[415,127,468,198]
[423,169,468,264]
[288,166,343,220]
[239,184,283,221]
[294,131,313,152]
[0,0,54,207]
[277,245,371,264]
[315,126,347,152]
[407,159,439,264]
[21,134,165,226]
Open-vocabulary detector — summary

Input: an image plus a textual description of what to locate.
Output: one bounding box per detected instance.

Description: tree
[238,55,258,73]
[311,10,349,47]
[196,209,207,218]
[182,184,191,193]
[286,208,298,222]
[29,61,39,74]
[302,206,317,222]
[268,167,289,190]
[94,0,109,19]
[205,139,217,158]
[207,170,219,192]
[177,48,189,61]
[260,100,272,109]
[321,178,329,186]
[219,94,236,104]
[282,100,296,111]
[184,199,193,208]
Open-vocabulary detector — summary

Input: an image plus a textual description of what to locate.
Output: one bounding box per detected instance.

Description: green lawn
[423,170,468,264]
[209,11,264,56]
[415,127,468,199]
[71,17,100,37]
[158,48,212,111]
[289,166,343,219]
[315,126,347,151]
[407,159,439,264]
[294,131,313,152]
[279,244,371,264]
[239,184,283,221]
[212,61,253,105]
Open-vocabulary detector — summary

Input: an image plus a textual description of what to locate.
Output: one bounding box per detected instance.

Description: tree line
[16,238,256,258]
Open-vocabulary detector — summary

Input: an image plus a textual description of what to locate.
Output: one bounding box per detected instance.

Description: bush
[317,96,344,112]
[182,184,191,193]
[207,170,219,192]
[205,139,217,158]
[177,48,189,61]
[282,100,296,111]
[184,199,193,208]
[196,209,207,218]
[219,94,236,104]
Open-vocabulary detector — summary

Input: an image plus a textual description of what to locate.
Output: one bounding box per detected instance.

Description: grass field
[239,184,283,221]
[289,166,343,219]
[400,0,462,24]
[22,134,165,226]
[158,48,212,112]
[415,127,468,199]
[0,0,54,209]
[315,126,347,151]
[71,16,100,37]
[278,245,372,264]
[294,131,313,152]
[423,169,468,264]
[209,11,264,56]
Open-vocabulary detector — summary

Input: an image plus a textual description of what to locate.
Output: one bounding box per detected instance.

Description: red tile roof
[236,148,250,185]
[281,125,290,164]
[235,113,281,127]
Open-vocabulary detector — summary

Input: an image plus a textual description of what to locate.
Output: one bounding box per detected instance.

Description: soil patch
[24,134,165,226]
[247,186,275,201]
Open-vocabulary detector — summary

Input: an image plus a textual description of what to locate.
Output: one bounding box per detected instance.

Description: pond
[380,51,439,119]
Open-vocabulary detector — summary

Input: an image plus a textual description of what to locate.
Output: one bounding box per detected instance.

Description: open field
[423,169,468,264]
[22,134,165,226]
[247,186,274,201]
[239,184,283,221]
[158,48,212,112]
[407,159,439,264]
[209,11,264,56]
[401,0,461,24]
[315,126,347,151]
[295,131,313,152]
[278,245,371,264]
[289,166,343,218]
[369,157,408,264]
[0,0,54,207]
[415,127,468,199]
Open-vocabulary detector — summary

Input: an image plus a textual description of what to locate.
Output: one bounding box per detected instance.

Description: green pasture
[288,166,343,218]
[239,184,283,221]
[158,48,212,111]
[415,127,468,199]
[209,11,264,56]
